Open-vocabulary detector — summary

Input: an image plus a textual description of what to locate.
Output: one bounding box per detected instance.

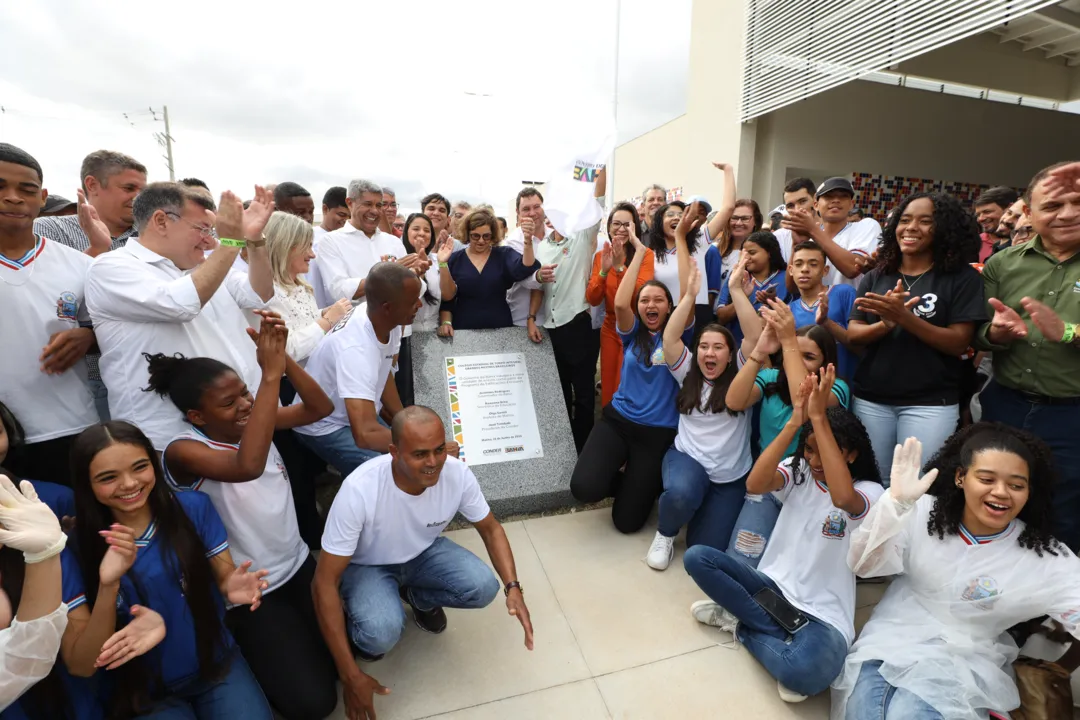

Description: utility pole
[150,105,175,181]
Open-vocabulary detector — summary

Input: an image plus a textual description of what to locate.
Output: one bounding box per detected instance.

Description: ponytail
[143,352,234,416]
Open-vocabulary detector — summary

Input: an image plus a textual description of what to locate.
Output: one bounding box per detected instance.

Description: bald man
[313,406,534,720]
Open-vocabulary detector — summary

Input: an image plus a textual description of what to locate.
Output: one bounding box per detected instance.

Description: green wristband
[439,262,449,268]
[219,237,246,248]
[1062,322,1077,344]
[599,270,608,278]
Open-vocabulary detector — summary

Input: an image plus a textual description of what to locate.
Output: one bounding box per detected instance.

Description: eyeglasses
[1012,226,1034,241]
[731,215,754,223]
[165,212,217,238]
[469,232,493,242]
[392,223,405,230]
[385,201,398,209]
[663,211,683,220]
[611,221,632,229]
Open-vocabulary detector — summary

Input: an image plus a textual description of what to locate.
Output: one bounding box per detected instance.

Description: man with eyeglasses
[381,187,398,233]
[85,182,275,450]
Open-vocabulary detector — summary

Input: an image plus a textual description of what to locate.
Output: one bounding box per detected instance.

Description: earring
[955,480,963,488]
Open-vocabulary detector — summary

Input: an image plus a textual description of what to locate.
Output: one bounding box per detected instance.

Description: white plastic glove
[888,437,939,510]
[0,475,67,564]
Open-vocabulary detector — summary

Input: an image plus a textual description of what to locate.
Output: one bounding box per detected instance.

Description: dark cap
[815,177,854,199]
[42,194,76,214]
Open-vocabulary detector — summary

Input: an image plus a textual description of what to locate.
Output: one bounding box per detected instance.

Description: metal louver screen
[741,0,1060,121]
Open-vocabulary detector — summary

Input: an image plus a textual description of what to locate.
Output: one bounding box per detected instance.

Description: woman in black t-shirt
[847,192,985,485]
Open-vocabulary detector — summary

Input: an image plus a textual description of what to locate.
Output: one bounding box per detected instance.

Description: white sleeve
[225,271,269,312]
[772,457,798,503]
[424,257,442,301]
[86,256,202,323]
[336,345,379,401]
[320,483,366,557]
[846,491,920,578]
[268,292,326,363]
[316,239,362,303]
[0,604,68,711]
[457,466,492,523]
[666,346,691,384]
[849,219,883,258]
[1041,551,1080,640]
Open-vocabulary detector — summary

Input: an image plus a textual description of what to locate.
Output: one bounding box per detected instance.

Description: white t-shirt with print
[321,454,491,565]
[757,457,884,646]
[293,310,400,437]
[774,219,881,288]
[668,346,751,484]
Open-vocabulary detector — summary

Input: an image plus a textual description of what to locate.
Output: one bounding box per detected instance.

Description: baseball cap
[769,204,785,218]
[42,194,76,214]
[684,195,712,215]
[815,177,855,199]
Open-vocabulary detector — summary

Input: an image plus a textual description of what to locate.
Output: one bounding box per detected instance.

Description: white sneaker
[690,600,739,634]
[777,680,808,703]
[645,532,675,570]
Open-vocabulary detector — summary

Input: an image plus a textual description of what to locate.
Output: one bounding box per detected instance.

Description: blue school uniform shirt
[610,318,696,429]
[754,368,850,456]
[704,243,722,301]
[61,492,233,690]
[788,285,858,380]
[0,673,105,720]
[716,270,790,344]
[28,479,75,520]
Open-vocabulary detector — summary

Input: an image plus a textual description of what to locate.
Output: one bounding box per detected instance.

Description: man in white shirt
[778,177,881,288]
[312,406,534,720]
[273,182,314,224]
[421,192,465,253]
[504,187,558,327]
[85,182,275,450]
[308,186,349,307]
[314,179,421,305]
[294,262,422,475]
[0,144,99,485]
[528,171,605,452]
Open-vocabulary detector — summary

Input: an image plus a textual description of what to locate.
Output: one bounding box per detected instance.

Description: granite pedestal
[412,328,577,516]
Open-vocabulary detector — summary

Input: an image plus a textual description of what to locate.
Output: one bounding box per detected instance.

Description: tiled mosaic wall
[850,172,1022,223]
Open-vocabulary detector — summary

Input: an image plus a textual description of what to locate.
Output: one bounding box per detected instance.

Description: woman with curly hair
[847,192,985,484]
[835,425,1080,720]
[685,367,884,704]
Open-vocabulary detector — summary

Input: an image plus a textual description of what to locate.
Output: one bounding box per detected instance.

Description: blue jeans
[683,545,848,696]
[853,398,958,487]
[658,447,746,551]
[135,649,272,719]
[726,492,783,568]
[295,424,382,476]
[340,537,500,656]
[846,660,943,719]
[981,379,1080,552]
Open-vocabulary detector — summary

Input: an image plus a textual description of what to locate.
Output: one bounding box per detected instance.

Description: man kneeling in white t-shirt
[313,406,535,718]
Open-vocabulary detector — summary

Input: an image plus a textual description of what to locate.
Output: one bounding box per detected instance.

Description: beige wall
[613,115,690,203]
[750,79,1080,209]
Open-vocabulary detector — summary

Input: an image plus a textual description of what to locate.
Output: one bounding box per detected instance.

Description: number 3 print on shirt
[913,293,938,319]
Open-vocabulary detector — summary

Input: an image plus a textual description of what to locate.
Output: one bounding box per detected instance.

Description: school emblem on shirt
[961,576,1000,610]
[56,292,78,321]
[1060,608,1080,626]
[821,510,847,539]
[650,344,665,365]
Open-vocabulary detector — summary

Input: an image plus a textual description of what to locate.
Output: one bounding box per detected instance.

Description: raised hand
[77,189,112,254]
[0,476,66,563]
[520,217,535,241]
[323,298,352,326]
[215,190,245,242]
[600,243,613,274]
[754,321,781,356]
[790,373,815,427]
[1021,297,1066,342]
[396,253,421,270]
[611,235,627,268]
[254,317,288,379]
[675,201,703,237]
[781,207,817,239]
[506,588,534,650]
[225,560,270,611]
[711,161,732,172]
[436,230,454,263]
[445,440,460,459]
[987,298,1028,343]
[685,263,702,301]
[40,327,95,375]
[243,185,275,241]
[888,437,939,508]
[815,287,831,325]
[1043,162,1080,197]
[807,364,835,420]
[96,605,166,670]
[628,219,644,251]
[761,297,796,340]
[98,525,137,586]
[728,255,751,297]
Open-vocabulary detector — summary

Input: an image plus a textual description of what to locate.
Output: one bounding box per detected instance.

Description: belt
[1000,384,1080,406]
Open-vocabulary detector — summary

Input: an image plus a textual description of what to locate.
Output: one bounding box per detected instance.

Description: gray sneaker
[690,600,738,634]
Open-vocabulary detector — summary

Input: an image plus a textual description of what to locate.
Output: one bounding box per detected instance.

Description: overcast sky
[0,0,689,217]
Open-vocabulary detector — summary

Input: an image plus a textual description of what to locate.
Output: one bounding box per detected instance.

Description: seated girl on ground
[147,315,338,720]
[684,366,882,704]
[569,204,703,534]
[645,264,750,570]
[835,425,1080,720]
[62,421,272,719]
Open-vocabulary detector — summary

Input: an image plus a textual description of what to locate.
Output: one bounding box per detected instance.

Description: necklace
[900,266,932,292]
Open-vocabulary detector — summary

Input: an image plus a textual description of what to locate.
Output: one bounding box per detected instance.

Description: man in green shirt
[976,161,1080,551]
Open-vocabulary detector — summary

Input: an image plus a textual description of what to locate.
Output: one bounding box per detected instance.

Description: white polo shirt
[321,454,491,565]
[313,223,401,305]
[758,458,884,646]
[163,430,308,593]
[503,226,548,327]
[294,310,400,437]
[86,239,267,450]
[535,222,600,329]
[0,236,99,443]
[774,218,881,288]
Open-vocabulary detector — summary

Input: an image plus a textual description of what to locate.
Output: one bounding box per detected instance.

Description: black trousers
[226,556,336,720]
[549,311,598,454]
[570,404,677,533]
[395,335,415,408]
[11,433,79,486]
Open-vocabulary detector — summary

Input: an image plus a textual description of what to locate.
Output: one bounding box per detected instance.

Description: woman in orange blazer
[587,203,655,407]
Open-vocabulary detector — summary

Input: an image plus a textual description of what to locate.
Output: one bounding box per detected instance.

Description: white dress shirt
[314,223,402,305]
[503,226,548,327]
[308,227,331,308]
[86,239,267,450]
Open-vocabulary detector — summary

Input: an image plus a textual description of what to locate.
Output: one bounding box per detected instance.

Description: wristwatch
[527,314,537,322]
[504,581,522,596]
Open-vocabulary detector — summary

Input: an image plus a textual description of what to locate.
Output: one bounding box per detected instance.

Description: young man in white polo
[0,143,100,485]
